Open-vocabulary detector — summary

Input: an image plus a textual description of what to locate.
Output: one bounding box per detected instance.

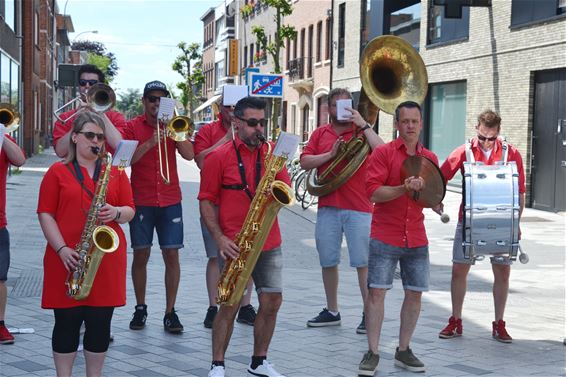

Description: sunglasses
[477,134,498,142]
[78,131,105,141]
[145,94,165,103]
[79,79,99,87]
[237,116,268,128]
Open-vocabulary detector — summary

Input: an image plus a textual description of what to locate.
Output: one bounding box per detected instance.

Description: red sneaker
[492,320,512,343]
[0,324,15,345]
[439,316,462,339]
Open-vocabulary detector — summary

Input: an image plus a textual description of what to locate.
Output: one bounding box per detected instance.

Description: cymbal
[400,155,446,208]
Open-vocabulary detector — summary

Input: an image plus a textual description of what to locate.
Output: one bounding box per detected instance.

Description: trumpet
[0,103,20,133]
[53,83,116,123]
[156,108,194,184]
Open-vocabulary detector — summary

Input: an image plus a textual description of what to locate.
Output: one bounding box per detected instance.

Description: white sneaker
[208,365,225,377]
[248,360,285,377]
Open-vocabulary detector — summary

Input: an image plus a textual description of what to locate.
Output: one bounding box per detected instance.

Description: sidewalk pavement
[0,148,564,377]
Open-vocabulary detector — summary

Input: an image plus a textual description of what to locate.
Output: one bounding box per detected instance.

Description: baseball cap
[143,80,170,97]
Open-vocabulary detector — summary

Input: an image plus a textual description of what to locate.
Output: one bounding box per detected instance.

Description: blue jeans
[0,227,9,281]
[129,204,184,250]
[368,239,429,292]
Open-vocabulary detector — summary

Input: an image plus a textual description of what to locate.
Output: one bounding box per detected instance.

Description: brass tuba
[53,83,116,123]
[306,35,428,196]
[0,103,21,133]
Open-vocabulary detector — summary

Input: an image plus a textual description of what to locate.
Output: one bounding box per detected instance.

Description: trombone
[156,108,194,184]
[0,103,21,133]
[53,83,116,123]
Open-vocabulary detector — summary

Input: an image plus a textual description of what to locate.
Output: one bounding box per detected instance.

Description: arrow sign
[249,73,284,98]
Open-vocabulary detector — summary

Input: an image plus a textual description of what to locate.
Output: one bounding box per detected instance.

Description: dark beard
[243,134,261,147]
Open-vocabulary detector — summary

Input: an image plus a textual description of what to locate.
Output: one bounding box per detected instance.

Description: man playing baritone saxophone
[300,88,383,333]
[52,64,125,158]
[199,96,291,377]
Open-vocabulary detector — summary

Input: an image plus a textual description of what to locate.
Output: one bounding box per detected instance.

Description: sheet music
[157,97,176,123]
[112,140,139,168]
[273,132,300,158]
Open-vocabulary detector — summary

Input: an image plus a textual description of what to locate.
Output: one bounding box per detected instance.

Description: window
[317,95,329,126]
[316,21,322,63]
[4,0,16,31]
[1,53,10,103]
[307,25,313,77]
[249,44,254,67]
[325,18,332,60]
[244,45,248,67]
[427,81,467,184]
[286,37,290,70]
[427,3,469,45]
[337,3,346,67]
[511,0,565,27]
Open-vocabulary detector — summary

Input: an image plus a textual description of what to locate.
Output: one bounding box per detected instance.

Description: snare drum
[462,162,520,261]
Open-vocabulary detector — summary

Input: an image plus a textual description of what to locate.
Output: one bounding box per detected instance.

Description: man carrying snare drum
[438,110,526,343]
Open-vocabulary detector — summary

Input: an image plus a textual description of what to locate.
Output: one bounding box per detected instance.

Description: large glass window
[11,60,19,106]
[391,3,421,50]
[1,53,10,103]
[511,0,565,27]
[4,0,15,31]
[337,3,346,67]
[427,3,469,45]
[427,81,467,184]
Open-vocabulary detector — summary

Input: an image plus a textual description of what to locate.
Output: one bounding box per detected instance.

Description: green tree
[172,42,204,116]
[71,40,119,82]
[116,88,142,120]
[251,0,297,140]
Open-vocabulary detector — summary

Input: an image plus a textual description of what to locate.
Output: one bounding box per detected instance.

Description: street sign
[249,73,284,98]
[245,67,260,87]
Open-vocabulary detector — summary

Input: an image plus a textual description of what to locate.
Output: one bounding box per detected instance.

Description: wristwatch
[361,123,372,131]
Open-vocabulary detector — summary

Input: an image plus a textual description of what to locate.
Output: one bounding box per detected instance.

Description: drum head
[400,155,446,208]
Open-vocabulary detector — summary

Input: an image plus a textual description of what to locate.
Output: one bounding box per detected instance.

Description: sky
[63,0,215,96]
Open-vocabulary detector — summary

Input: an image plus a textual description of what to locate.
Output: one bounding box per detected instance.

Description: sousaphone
[306,35,428,196]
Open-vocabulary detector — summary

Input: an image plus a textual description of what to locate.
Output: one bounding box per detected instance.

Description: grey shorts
[368,238,429,292]
[219,247,283,294]
[453,222,513,266]
[0,227,9,281]
[200,217,219,259]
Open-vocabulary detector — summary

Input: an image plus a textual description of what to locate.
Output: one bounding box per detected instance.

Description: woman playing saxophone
[37,111,134,377]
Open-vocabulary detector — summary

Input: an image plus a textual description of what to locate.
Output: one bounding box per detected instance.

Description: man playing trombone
[52,64,124,158]
[121,80,194,334]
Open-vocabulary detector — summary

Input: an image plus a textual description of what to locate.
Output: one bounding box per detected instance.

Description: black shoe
[204,306,218,329]
[163,308,184,333]
[236,304,256,326]
[356,313,366,334]
[307,308,341,327]
[129,304,147,330]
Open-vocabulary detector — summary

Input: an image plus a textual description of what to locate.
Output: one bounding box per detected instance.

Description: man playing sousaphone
[438,110,526,343]
[301,88,383,333]
[53,64,125,158]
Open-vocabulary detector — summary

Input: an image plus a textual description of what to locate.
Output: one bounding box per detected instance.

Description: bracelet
[56,245,67,254]
[113,208,121,221]
[361,124,371,131]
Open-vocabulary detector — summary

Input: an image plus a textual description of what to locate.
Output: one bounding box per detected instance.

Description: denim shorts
[200,217,219,258]
[0,228,9,281]
[218,247,283,294]
[315,207,370,268]
[453,222,512,266]
[129,203,184,250]
[368,239,429,292]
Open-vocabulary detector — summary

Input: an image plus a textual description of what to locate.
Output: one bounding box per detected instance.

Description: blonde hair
[64,111,106,164]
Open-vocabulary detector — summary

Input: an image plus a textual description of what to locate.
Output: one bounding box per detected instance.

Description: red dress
[37,162,134,308]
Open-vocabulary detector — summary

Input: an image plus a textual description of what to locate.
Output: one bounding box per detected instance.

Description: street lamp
[71,30,98,44]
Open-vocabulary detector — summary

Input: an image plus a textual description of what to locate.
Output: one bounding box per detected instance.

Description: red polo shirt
[441,137,526,221]
[301,123,372,213]
[53,109,126,154]
[194,114,229,157]
[121,114,182,207]
[198,135,291,251]
[366,138,439,248]
[0,135,24,228]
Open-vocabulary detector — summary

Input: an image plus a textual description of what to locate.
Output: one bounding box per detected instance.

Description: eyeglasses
[145,94,166,103]
[79,79,99,87]
[477,134,498,142]
[237,116,268,128]
[78,131,105,141]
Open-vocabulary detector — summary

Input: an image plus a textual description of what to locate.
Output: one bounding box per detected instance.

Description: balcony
[288,57,314,81]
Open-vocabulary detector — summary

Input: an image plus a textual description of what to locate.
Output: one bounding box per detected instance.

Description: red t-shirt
[366,138,439,248]
[198,136,291,251]
[0,135,25,228]
[37,162,135,308]
[121,114,182,207]
[440,137,526,220]
[193,114,229,157]
[301,123,372,213]
[53,109,126,154]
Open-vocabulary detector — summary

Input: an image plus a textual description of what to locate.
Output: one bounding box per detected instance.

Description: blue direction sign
[249,73,284,98]
[245,67,260,87]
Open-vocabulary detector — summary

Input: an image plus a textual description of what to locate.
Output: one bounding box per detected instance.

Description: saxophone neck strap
[66,159,103,199]
[222,140,262,201]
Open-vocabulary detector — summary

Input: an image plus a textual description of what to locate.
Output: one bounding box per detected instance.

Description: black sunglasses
[78,131,105,141]
[145,94,166,103]
[477,134,498,142]
[237,116,268,128]
[79,79,99,87]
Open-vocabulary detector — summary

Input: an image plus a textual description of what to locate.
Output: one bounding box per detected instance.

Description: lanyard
[222,140,262,200]
[66,159,102,199]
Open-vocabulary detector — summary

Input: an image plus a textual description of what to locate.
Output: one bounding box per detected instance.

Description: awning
[193,94,221,114]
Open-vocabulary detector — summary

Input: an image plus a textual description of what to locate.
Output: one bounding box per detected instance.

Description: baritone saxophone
[67,151,119,300]
[217,134,295,306]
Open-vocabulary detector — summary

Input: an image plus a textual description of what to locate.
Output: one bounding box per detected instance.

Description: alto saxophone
[66,151,120,300]
[217,136,294,306]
